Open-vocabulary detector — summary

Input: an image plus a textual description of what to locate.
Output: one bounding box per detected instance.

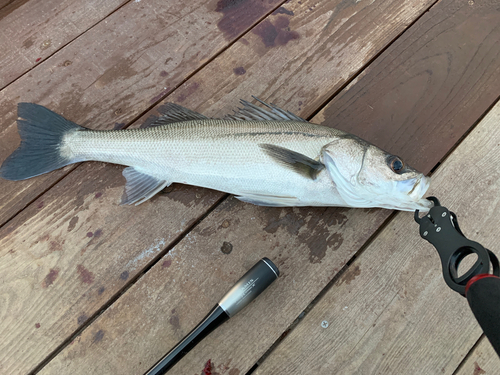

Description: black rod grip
[466,275,500,357]
[145,258,279,374]
[146,305,229,375]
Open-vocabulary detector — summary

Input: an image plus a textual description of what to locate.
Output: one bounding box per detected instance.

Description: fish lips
[395,176,432,211]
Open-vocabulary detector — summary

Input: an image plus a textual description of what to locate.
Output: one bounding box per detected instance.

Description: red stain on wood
[77,314,88,325]
[473,362,486,375]
[341,265,361,285]
[252,16,299,48]
[169,314,180,331]
[162,259,172,268]
[42,268,59,288]
[77,265,95,284]
[216,0,273,40]
[233,66,246,75]
[92,329,104,344]
[35,323,41,329]
[201,359,212,375]
[176,82,200,102]
[273,6,294,16]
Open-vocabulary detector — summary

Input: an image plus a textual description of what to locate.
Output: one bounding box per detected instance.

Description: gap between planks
[0,0,292,232]
[0,0,133,91]
[250,93,500,374]
[246,210,399,373]
[28,193,229,375]
[25,2,443,371]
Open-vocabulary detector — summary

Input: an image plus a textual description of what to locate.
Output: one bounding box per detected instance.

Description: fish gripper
[414,197,499,296]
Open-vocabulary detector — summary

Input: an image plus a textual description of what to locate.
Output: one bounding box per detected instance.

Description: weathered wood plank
[0,0,129,89]
[0,162,223,375]
[37,0,500,373]
[39,202,389,375]
[0,0,284,225]
[0,0,440,374]
[455,336,500,375]
[314,0,500,175]
[255,101,500,374]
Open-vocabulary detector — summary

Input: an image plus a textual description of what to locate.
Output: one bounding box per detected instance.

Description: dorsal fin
[225,96,307,122]
[259,144,324,180]
[148,103,209,126]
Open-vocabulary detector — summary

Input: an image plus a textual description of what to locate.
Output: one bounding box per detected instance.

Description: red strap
[465,274,500,295]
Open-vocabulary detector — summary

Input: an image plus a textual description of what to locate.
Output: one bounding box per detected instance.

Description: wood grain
[455,336,500,375]
[315,0,500,175]
[255,100,500,374]
[0,162,223,374]
[36,0,500,372]
[39,201,389,375]
[0,0,284,225]
[0,0,129,89]
[0,0,441,373]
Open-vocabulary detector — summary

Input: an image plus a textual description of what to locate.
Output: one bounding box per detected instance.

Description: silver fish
[0,98,431,211]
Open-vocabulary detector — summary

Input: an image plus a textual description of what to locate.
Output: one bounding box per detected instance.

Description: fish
[0,98,431,211]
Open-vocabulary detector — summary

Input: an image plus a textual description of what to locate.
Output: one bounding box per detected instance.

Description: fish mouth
[395,175,432,211]
[396,176,430,198]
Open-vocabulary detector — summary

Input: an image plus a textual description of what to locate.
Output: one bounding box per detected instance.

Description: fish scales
[0,99,431,210]
[63,119,345,206]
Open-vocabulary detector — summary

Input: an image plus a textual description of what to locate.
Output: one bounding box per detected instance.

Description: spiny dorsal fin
[259,144,324,180]
[225,96,307,122]
[121,167,170,205]
[148,103,209,126]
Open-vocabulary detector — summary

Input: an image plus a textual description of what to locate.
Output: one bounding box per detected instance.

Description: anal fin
[235,192,300,207]
[121,167,170,205]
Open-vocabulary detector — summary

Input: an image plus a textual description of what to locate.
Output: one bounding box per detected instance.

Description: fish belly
[63,121,348,206]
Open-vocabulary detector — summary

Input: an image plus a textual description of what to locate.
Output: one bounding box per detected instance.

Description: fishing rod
[415,197,500,356]
[145,257,280,374]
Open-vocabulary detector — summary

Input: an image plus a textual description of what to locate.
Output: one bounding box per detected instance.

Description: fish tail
[0,103,87,181]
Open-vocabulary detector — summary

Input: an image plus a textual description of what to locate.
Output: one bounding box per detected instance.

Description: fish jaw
[394,175,432,211]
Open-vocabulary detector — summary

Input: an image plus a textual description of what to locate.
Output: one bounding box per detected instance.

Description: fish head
[321,136,432,212]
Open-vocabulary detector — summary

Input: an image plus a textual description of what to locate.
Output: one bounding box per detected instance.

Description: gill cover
[320,136,431,211]
[320,137,376,208]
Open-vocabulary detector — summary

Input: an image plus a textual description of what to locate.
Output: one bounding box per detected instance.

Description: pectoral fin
[259,144,325,180]
[121,167,170,205]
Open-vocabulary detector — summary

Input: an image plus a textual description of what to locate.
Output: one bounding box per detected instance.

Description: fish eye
[388,156,404,174]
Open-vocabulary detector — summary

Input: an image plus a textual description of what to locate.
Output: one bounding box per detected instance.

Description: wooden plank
[0,164,223,375]
[39,202,389,375]
[0,1,294,373]
[314,0,500,175]
[254,101,500,374]
[36,1,500,373]
[0,0,284,226]
[0,0,129,89]
[455,336,500,375]
[1,0,441,374]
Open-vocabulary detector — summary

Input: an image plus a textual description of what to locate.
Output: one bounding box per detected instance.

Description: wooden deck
[1,0,499,374]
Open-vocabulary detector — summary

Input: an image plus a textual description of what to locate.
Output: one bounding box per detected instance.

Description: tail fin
[0,103,86,181]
